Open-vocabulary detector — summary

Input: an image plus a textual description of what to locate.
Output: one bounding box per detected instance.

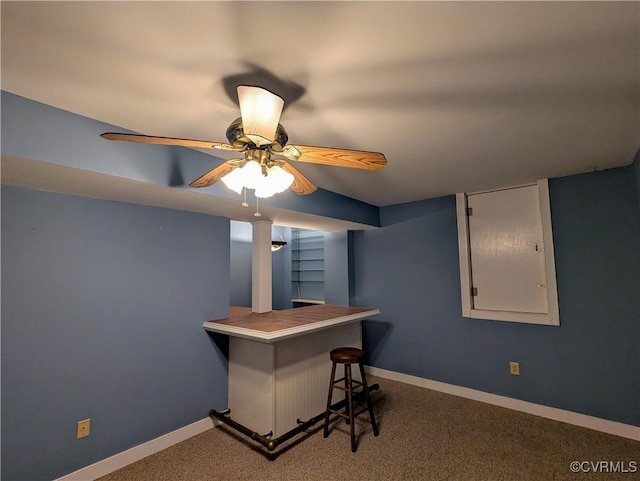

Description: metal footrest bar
[210,383,379,452]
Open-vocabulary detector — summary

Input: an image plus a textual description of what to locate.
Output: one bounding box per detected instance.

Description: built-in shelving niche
[291,228,325,306]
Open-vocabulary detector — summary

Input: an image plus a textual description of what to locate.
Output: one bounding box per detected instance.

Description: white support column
[252,220,272,313]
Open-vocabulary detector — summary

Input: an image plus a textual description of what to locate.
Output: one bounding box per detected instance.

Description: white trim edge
[365,366,640,442]
[54,417,217,481]
[455,192,473,318]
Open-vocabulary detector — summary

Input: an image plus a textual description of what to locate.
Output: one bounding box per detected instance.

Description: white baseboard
[365,366,640,441]
[55,417,217,481]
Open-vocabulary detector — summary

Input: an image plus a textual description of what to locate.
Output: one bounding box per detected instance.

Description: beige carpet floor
[98,376,639,481]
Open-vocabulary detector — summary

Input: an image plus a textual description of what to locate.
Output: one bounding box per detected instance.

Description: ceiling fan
[101,85,387,199]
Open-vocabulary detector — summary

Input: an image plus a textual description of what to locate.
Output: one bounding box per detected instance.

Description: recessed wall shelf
[291,228,325,303]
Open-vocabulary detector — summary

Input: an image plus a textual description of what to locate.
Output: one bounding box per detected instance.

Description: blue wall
[324,231,350,305]
[229,238,252,307]
[1,186,230,481]
[355,162,640,427]
[271,226,292,310]
[232,227,352,308]
[229,222,291,310]
[230,221,253,308]
[231,225,350,309]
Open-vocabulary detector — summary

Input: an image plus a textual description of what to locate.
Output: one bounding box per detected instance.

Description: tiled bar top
[203,304,380,343]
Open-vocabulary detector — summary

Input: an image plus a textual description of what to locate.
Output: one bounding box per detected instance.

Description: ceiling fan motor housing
[225,117,289,152]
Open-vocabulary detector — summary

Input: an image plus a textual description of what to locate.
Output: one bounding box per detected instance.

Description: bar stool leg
[344,365,351,425]
[345,363,356,452]
[323,361,337,438]
[358,361,379,436]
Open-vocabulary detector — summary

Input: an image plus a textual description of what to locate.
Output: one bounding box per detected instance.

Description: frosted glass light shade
[221,161,262,194]
[254,165,294,198]
[239,160,263,190]
[221,162,294,199]
[220,167,245,194]
[237,86,284,146]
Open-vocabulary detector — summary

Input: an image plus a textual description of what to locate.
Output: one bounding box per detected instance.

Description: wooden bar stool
[323,347,379,452]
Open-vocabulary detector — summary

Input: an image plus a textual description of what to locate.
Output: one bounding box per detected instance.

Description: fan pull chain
[254,196,261,217]
[241,187,249,208]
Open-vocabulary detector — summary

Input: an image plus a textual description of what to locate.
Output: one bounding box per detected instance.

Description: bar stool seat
[323,347,379,452]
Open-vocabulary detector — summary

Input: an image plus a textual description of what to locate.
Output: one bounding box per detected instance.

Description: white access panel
[467,185,548,314]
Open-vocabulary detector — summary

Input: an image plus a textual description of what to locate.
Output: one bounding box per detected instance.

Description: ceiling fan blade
[292,145,387,171]
[189,162,239,188]
[101,132,232,150]
[280,162,318,195]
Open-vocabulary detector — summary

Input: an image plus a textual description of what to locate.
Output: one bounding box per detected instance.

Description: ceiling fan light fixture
[255,165,294,198]
[271,241,287,252]
[220,167,244,194]
[101,83,385,200]
[239,160,264,190]
[221,160,263,194]
[237,85,284,146]
[221,161,294,199]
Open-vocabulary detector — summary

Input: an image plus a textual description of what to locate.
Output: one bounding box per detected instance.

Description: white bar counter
[203,305,380,438]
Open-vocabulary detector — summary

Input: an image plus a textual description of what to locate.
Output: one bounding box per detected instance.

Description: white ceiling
[2,1,639,208]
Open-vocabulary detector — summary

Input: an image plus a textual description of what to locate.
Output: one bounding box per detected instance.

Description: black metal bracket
[210,383,379,452]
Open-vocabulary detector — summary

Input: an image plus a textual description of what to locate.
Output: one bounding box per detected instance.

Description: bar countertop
[203,305,380,343]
